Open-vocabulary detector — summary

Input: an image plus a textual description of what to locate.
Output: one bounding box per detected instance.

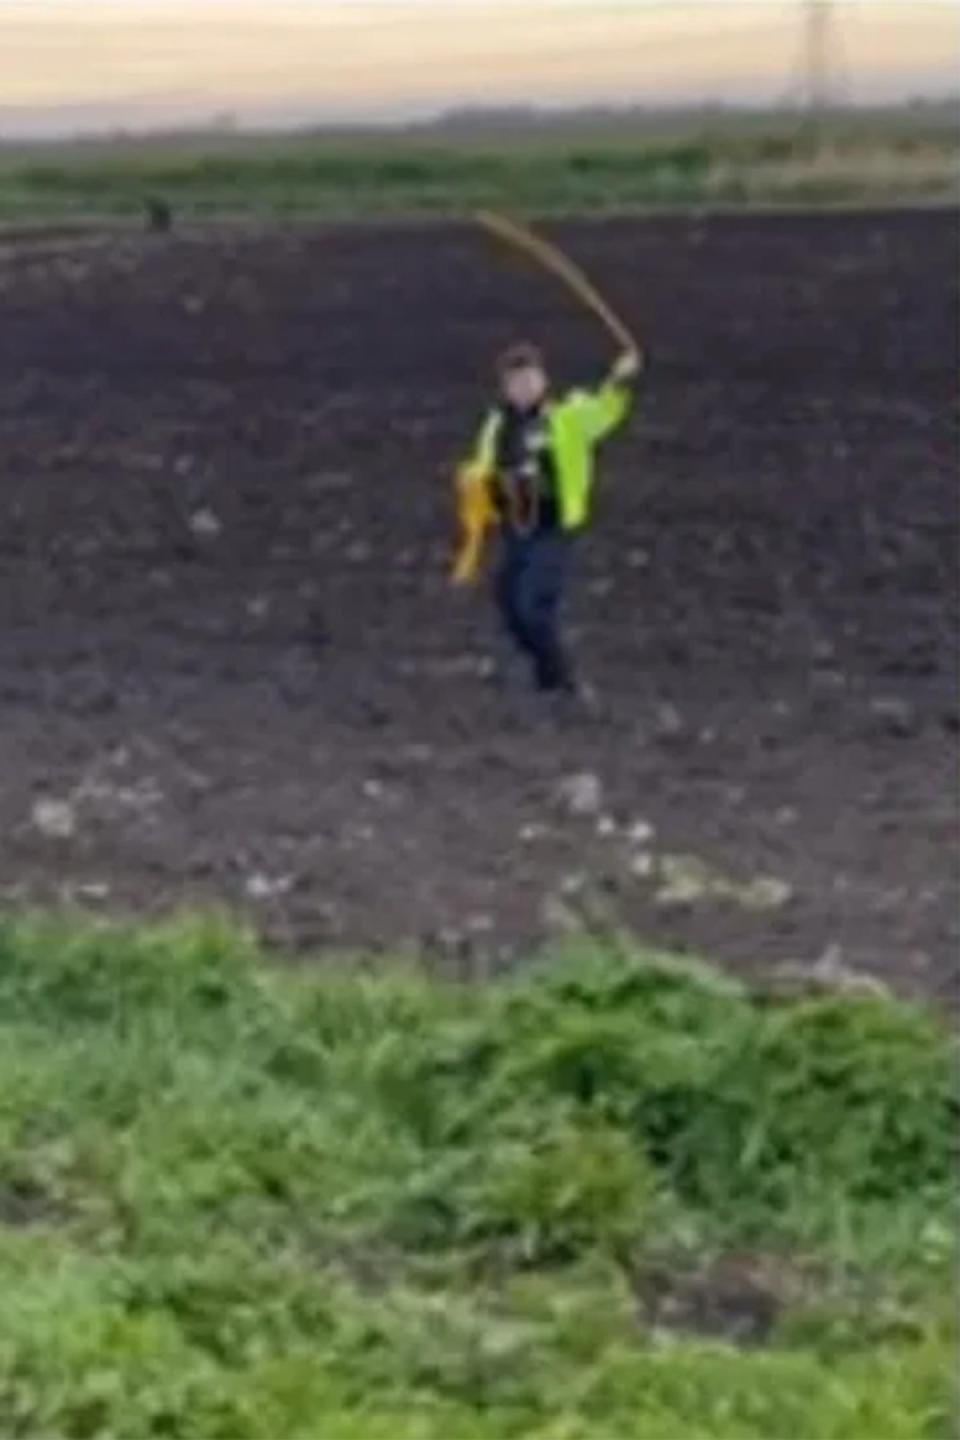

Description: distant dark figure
[144,196,172,234]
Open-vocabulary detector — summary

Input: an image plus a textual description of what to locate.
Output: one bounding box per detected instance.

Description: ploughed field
[0,209,956,998]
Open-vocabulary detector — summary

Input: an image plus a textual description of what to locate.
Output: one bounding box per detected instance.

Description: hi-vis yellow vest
[469,381,630,531]
[451,382,630,585]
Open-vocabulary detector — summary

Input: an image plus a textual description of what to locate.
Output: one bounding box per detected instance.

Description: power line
[804,0,832,111]
[779,1,848,119]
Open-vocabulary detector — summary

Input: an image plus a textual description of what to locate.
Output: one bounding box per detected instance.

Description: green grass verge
[0,914,954,1437]
[0,125,957,223]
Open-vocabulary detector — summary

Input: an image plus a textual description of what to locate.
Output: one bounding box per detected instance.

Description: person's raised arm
[574,348,642,441]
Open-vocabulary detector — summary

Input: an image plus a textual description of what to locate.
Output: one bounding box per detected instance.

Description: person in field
[455,341,639,701]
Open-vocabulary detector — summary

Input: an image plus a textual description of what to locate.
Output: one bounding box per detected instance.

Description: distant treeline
[0,110,956,223]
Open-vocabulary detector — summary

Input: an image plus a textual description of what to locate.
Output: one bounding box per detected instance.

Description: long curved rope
[475,209,640,359]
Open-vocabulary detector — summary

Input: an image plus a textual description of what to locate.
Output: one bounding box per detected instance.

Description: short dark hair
[497,342,545,376]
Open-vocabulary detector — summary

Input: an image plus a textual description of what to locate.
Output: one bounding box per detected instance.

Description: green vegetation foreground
[0,917,953,1437]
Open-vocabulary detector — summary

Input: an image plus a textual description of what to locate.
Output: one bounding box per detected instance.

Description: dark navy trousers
[495,530,575,693]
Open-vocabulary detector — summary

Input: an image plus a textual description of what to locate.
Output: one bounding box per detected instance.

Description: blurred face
[501,364,548,411]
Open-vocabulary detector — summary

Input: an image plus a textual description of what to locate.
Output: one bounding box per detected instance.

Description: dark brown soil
[0,211,956,999]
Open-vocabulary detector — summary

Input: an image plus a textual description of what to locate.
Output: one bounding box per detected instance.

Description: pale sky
[0,1,957,137]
